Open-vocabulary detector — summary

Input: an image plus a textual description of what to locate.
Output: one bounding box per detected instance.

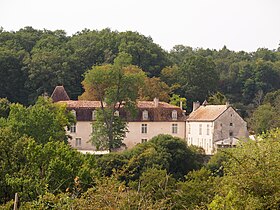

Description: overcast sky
[1,0,280,52]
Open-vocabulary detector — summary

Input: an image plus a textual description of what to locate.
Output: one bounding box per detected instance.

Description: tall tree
[119,31,170,77]
[82,53,145,151]
[178,55,218,103]
[138,77,171,102]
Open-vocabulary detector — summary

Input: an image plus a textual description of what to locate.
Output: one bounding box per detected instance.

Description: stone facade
[186,103,248,155]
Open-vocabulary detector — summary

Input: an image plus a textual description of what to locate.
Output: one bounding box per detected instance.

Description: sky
[1,0,280,52]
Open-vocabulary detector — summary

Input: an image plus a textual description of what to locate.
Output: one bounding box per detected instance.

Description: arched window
[172,110,177,120]
[142,110,148,120]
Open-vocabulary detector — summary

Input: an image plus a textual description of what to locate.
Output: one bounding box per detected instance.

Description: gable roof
[51,86,70,102]
[187,105,228,122]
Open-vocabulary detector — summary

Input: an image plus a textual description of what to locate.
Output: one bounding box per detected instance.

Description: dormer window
[71,110,76,118]
[172,110,177,120]
[142,110,148,120]
[92,110,96,120]
[114,110,119,117]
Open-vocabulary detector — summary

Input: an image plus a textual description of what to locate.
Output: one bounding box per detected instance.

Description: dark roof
[51,86,70,102]
[57,100,186,122]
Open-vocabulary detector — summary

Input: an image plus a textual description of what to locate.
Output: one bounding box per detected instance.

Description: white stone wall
[124,121,186,148]
[67,121,94,150]
[186,107,248,155]
[67,121,186,150]
[186,121,214,155]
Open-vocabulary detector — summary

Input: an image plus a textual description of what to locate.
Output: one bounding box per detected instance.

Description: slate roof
[57,100,186,122]
[51,86,70,102]
[52,86,186,122]
[187,105,228,122]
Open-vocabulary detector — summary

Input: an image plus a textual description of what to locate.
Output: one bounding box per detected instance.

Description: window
[75,138,81,147]
[92,110,96,120]
[230,123,233,126]
[188,124,191,134]
[172,123,178,134]
[70,124,76,133]
[114,110,119,117]
[207,124,210,135]
[141,124,147,134]
[142,110,148,120]
[141,139,147,143]
[229,131,233,137]
[172,110,177,120]
[199,124,202,135]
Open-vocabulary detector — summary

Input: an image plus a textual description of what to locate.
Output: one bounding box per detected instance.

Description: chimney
[192,101,200,112]
[154,98,159,107]
[226,101,230,108]
[180,100,183,110]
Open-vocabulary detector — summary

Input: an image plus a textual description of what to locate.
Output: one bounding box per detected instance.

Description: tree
[82,53,146,151]
[0,98,10,118]
[178,56,218,103]
[209,129,280,209]
[118,31,170,77]
[173,168,219,209]
[1,97,74,144]
[0,46,29,104]
[169,94,187,109]
[249,90,280,134]
[138,77,171,102]
[91,109,128,150]
[208,92,227,105]
[0,134,97,203]
[26,32,72,103]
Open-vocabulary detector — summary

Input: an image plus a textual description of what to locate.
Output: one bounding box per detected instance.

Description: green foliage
[1,96,73,144]
[169,94,187,109]
[208,91,227,105]
[206,150,230,176]
[0,128,98,204]
[139,77,171,102]
[250,90,280,134]
[98,135,205,182]
[148,135,205,179]
[210,129,280,209]
[92,109,127,150]
[130,168,176,201]
[118,31,171,77]
[178,55,218,104]
[173,168,219,209]
[83,53,146,151]
[0,98,10,118]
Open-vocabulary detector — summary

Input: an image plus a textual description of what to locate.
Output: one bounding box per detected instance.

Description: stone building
[51,86,186,151]
[51,86,248,155]
[186,101,249,155]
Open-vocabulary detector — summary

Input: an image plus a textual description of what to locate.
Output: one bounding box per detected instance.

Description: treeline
[0,97,280,208]
[1,27,280,106]
[1,26,280,132]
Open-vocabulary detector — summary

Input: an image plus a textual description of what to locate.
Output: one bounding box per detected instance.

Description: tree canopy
[81,53,146,151]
